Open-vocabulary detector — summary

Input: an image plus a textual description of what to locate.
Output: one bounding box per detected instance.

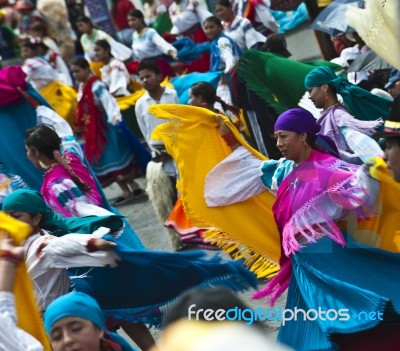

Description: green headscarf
[304,66,392,123]
[2,189,123,236]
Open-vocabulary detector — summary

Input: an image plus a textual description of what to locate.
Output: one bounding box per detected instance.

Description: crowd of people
[0,0,399,350]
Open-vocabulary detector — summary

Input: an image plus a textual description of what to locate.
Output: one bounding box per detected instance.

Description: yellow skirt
[39,81,77,127]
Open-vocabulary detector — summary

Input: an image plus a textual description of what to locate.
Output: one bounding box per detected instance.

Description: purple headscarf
[274,108,321,135]
[274,108,339,157]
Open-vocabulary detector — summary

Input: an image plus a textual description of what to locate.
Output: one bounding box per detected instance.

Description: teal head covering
[44,292,135,351]
[304,66,392,124]
[2,189,124,236]
[44,292,105,333]
[2,189,69,235]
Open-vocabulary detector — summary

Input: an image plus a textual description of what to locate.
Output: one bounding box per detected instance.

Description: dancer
[305,66,390,164]
[94,39,132,97]
[3,189,257,350]
[203,16,242,73]
[75,16,132,76]
[44,292,135,351]
[205,108,400,350]
[214,0,266,51]
[128,9,177,61]
[69,58,145,205]
[20,37,77,126]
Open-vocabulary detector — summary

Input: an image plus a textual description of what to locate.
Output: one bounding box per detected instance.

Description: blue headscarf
[44,292,135,351]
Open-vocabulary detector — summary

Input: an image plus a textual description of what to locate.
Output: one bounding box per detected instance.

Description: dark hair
[190,82,216,106]
[203,15,222,27]
[71,57,90,70]
[76,16,93,26]
[191,81,240,117]
[19,37,38,51]
[215,0,232,8]
[384,137,400,149]
[137,59,161,75]
[25,124,90,192]
[326,84,337,97]
[94,39,111,54]
[127,9,145,22]
[28,21,49,37]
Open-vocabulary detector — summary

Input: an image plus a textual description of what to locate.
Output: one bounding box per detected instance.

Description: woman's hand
[112,115,122,125]
[0,234,25,263]
[168,49,178,60]
[215,115,241,150]
[93,239,116,251]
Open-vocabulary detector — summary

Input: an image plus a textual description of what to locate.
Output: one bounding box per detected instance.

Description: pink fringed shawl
[254,150,374,304]
[41,152,104,217]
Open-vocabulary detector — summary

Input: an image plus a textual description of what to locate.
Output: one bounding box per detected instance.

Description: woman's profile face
[308,85,326,109]
[50,316,103,351]
[127,15,143,31]
[76,21,92,34]
[215,4,231,22]
[71,65,90,83]
[25,144,41,168]
[204,21,222,40]
[93,45,109,62]
[20,46,35,60]
[5,210,41,228]
[188,89,203,107]
[274,130,307,162]
[384,138,400,182]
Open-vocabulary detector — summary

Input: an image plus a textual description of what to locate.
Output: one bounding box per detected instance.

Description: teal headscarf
[2,189,70,235]
[2,189,123,236]
[304,66,392,123]
[44,292,135,351]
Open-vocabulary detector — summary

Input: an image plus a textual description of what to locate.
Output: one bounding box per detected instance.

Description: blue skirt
[278,234,400,351]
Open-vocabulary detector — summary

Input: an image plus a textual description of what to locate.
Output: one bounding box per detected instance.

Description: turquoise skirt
[278,234,400,351]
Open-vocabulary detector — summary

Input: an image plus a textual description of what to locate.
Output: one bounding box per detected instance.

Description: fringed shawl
[149,103,281,279]
[255,150,378,304]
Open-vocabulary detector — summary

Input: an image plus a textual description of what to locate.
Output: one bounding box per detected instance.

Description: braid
[53,150,91,192]
[215,95,241,124]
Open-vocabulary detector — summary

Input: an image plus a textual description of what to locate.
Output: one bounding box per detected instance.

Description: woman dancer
[44,292,135,351]
[214,0,266,51]
[3,189,257,351]
[20,37,77,126]
[75,16,132,76]
[205,108,400,350]
[127,9,177,78]
[305,66,391,164]
[203,16,242,73]
[69,58,145,205]
[94,39,132,97]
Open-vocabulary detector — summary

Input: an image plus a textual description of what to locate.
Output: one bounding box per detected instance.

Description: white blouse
[25,228,119,311]
[78,80,122,124]
[100,58,131,96]
[22,57,58,90]
[0,292,43,351]
[222,16,266,51]
[131,27,177,61]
